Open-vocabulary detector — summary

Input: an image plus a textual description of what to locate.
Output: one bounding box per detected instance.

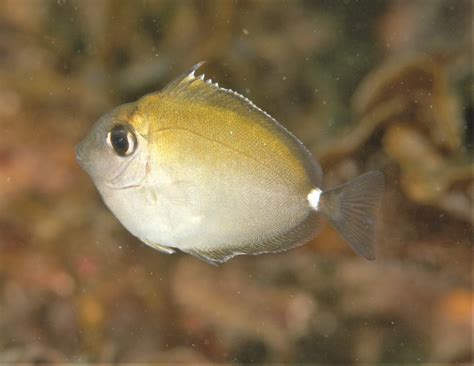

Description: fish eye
[106,124,137,157]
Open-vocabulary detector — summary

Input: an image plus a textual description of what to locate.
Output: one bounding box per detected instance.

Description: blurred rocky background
[0,0,472,364]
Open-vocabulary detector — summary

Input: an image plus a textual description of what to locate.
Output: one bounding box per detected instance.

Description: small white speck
[243,28,249,35]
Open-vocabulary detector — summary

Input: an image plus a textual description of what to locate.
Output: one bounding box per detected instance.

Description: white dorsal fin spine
[189,61,205,78]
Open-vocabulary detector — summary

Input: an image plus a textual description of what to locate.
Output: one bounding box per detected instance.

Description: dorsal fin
[159,62,323,186]
[160,62,279,124]
[161,62,207,96]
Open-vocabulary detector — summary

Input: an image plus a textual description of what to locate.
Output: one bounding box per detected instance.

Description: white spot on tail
[307,188,322,210]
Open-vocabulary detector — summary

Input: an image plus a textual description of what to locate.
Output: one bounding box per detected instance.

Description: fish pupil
[108,125,136,156]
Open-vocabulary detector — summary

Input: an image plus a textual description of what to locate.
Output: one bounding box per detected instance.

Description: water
[0,0,472,363]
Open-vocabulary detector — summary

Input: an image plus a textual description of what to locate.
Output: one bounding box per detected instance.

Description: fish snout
[75,142,85,166]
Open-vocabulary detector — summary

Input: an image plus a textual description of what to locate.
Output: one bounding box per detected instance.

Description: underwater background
[0,0,472,363]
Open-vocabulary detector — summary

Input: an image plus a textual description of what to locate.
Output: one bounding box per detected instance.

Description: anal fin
[142,240,176,255]
[180,209,322,266]
[180,248,223,266]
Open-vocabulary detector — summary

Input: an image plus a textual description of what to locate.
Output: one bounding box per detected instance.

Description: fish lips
[75,142,86,168]
[75,140,95,175]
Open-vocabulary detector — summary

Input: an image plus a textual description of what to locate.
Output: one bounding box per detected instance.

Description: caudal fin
[318,171,384,260]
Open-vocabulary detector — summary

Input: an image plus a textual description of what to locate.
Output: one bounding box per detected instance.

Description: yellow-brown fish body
[76,64,384,264]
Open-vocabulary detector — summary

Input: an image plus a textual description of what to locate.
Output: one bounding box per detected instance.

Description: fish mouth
[75,143,85,167]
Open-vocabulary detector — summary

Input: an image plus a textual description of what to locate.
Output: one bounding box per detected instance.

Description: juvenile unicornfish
[76,63,384,264]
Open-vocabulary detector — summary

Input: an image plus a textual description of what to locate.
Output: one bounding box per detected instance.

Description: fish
[76,62,384,265]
